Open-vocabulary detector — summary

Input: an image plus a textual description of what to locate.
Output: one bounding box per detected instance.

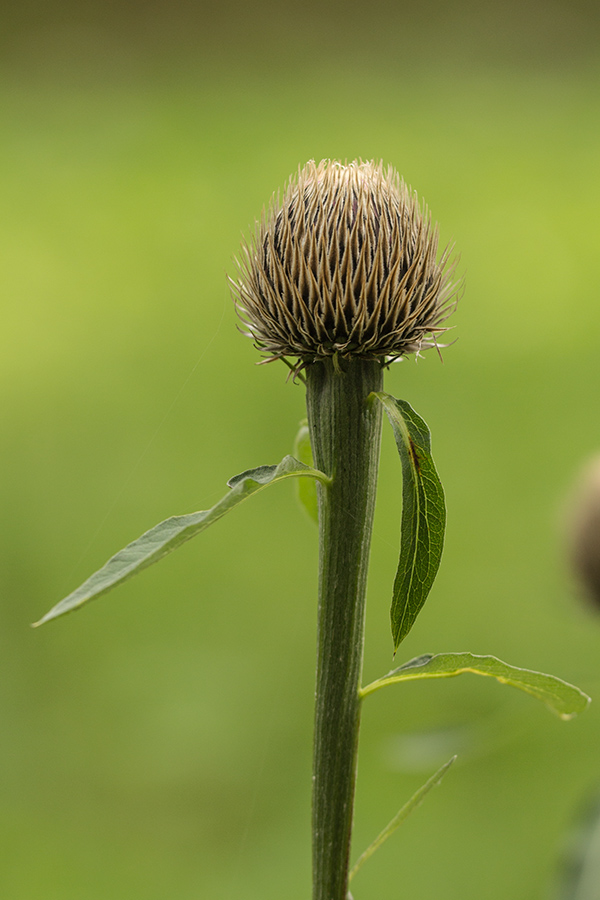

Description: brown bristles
[230,159,459,368]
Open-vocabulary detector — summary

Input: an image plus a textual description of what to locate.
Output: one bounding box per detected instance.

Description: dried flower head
[230,159,459,368]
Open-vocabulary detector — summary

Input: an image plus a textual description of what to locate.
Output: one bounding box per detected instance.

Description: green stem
[306,357,384,900]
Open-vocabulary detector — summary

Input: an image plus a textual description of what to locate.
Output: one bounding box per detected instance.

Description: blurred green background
[2,1,600,897]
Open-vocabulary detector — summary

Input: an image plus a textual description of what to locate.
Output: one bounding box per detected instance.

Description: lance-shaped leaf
[34,456,330,626]
[360,652,591,720]
[293,420,318,525]
[372,392,445,650]
[349,756,455,882]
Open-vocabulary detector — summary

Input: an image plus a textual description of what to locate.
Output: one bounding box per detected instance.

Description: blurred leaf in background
[2,1,600,898]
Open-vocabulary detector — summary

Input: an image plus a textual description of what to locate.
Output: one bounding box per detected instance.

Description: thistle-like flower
[231,159,459,368]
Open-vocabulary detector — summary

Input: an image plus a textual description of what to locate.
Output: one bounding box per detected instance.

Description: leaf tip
[31,610,53,628]
[559,691,591,720]
[31,603,67,628]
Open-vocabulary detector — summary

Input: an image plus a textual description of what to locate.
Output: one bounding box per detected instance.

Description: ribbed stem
[306,357,383,900]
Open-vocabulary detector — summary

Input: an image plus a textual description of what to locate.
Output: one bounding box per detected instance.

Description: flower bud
[567,455,600,610]
[230,159,458,367]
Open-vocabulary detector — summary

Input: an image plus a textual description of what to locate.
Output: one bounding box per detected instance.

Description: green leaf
[372,392,445,650]
[293,419,318,525]
[360,652,591,720]
[349,756,456,882]
[34,456,330,627]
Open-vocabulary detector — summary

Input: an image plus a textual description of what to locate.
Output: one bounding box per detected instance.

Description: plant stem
[306,357,384,900]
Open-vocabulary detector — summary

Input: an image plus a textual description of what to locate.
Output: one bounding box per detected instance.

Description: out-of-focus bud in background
[567,455,600,612]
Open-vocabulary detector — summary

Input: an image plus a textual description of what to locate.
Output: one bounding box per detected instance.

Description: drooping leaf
[372,392,445,650]
[360,652,590,720]
[34,456,330,626]
[293,419,318,525]
[349,756,456,882]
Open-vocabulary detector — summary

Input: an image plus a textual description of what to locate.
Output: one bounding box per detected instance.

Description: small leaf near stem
[349,756,456,882]
[360,652,591,720]
[34,456,330,626]
[372,392,445,651]
[293,420,318,524]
